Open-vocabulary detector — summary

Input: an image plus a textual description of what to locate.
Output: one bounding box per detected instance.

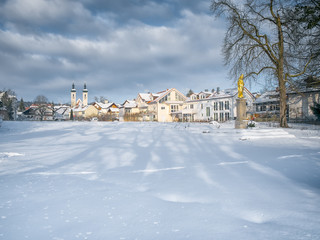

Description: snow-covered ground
[0,121,320,240]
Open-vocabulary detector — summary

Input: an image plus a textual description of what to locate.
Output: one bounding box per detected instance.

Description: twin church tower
[71,83,88,107]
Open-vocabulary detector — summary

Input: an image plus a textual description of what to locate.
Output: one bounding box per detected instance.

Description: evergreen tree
[1,91,14,120]
[310,102,320,120]
[186,89,194,97]
[19,98,25,112]
[70,109,74,121]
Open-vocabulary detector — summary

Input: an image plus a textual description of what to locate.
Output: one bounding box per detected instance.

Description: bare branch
[245,66,277,78]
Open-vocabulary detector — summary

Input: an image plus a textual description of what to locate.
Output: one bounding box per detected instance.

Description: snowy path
[0,121,320,240]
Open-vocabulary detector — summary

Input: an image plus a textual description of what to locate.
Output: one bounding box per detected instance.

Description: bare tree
[34,95,49,121]
[211,0,314,127]
[285,0,320,81]
[34,95,48,104]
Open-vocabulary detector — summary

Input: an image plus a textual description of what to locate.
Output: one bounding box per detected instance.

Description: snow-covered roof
[138,93,153,102]
[199,91,212,96]
[210,88,238,99]
[123,100,137,108]
[152,89,172,102]
[254,91,279,104]
[55,106,70,115]
[150,88,186,103]
[73,105,89,112]
[108,108,119,113]
[94,102,116,109]
[287,86,320,94]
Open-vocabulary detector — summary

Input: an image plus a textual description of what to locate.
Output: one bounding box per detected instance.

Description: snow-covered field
[0,121,320,240]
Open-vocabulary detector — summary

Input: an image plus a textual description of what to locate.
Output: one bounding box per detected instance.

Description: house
[253,90,280,120]
[147,88,187,122]
[122,100,139,114]
[93,101,119,121]
[183,88,255,122]
[287,87,320,122]
[190,90,212,100]
[119,100,140,121]
[73,103,98,120]
[253,82,320,122]
[21,104,54,121]
[135,92,161,119]
[54,105,71,121]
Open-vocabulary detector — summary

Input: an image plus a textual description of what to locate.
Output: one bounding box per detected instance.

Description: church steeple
[83,82,88,106]
[71,83,76,107]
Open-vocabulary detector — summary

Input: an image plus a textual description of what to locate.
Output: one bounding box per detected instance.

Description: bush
[247,121,256,128]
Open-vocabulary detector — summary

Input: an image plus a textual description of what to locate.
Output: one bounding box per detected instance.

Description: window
[171,105,178,113]
[219,112,224,122]
[159,95,168,103]
[206,107,210,117]
[213,102,218,111]
[219,101,224,110]
[161,106,165,110]
[214,113,218,121]
[225,101,229,110]
[175,92,184,101]
[190,104,194,109]
[201,104,203,109]
[225,112,230,121]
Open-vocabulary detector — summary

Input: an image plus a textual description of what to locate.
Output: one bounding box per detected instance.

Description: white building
[71,83,88,108]
[183,88,255,122]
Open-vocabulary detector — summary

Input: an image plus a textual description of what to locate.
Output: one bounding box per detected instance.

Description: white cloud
[1,0,87,24]
[0,0,230,103]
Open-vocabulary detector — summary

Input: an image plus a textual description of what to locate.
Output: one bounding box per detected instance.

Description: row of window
[213,101,230,110]
[256,104,280,112]
[212,112,230,121]
[161,105,180,113]
[192,101,230,111]
[203,107,230,121]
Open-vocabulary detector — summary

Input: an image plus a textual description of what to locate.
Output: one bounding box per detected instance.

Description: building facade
[183,88,255,122]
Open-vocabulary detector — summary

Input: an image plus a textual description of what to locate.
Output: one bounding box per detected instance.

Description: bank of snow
[0,121,320,240]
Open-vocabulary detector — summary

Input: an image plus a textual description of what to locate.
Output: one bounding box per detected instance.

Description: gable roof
[138,93,153,102]
[151,88,186,103]
[254,90,280,104]
[123,100,137,108]
[94,102,118,110]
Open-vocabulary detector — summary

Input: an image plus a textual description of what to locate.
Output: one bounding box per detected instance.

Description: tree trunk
[278,75,288,127]
[276,14,289,128]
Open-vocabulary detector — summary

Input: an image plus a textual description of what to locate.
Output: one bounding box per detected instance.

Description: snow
[0,121,320,240]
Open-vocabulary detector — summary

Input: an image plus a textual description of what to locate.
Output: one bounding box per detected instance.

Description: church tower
[83,83,88,106]
[71,83,76,107]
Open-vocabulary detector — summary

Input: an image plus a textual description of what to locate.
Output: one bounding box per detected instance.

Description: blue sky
[0,0,250,104]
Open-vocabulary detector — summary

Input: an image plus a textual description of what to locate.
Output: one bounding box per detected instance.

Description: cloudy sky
[0,0,248,104]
